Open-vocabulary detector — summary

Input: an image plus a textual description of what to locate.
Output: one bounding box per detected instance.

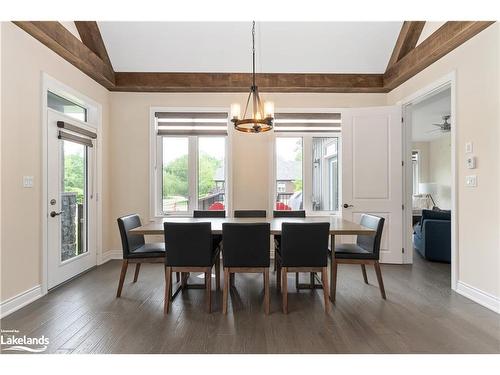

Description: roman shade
[155,111,228,135]
[57,121,96,147]
[273,113,341,133]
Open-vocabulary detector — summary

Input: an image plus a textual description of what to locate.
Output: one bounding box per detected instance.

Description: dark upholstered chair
[193,210,225,250]
[234,210,267,218]
[276,222,330,313]
[272,210,306,271]
[163,222,220,313]
[330,214,386,302]
[116,214,166,297]
[221,223,271,314]
[413,209,451,262]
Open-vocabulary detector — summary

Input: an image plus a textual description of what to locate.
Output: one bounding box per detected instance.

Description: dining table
[130,215,375,300]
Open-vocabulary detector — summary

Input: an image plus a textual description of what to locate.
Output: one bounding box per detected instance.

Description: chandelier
[231,21,274,133]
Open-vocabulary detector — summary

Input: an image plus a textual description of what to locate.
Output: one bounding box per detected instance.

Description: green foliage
[63,153,85,203]
[294,179,303,192]
[162,152,222,199]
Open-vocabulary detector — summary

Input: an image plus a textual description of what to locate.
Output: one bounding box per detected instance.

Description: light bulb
[230,103,241,120]
[264,101,274,118]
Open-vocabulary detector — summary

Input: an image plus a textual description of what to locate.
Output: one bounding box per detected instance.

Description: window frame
[150,107,231,218]
[272,131,342,217]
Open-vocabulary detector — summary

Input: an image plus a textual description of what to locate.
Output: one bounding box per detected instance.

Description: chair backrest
[222,223,270,267]
[356,214,385,257]
[117,214,145,258]
[193,210,226,218]
[273,210,306,218]
[163,222,213,267]
[234,210,267,218]
[280,222,330,267]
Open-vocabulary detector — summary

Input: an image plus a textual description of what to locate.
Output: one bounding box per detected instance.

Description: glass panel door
[61,140,88,262]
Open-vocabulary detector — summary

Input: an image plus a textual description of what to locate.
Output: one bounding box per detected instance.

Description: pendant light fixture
[231,21,274,133]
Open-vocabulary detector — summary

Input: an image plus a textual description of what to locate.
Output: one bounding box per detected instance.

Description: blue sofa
[413,209,451,263]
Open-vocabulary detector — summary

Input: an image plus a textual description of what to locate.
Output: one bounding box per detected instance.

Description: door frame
[41,73,103,295]
[398,71,458,289]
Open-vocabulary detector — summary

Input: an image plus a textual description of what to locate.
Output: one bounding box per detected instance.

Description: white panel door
[341,106,403,264]
[47,110,97,288]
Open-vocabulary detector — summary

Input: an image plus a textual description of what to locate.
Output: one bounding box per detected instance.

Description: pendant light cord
[252,21,256,88]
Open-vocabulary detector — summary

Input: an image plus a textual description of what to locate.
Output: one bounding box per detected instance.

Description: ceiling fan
[427,115,451,134]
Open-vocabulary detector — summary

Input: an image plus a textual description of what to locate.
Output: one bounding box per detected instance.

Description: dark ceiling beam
[386,21,425,70]
[384,21,495,90]
[74,21,114,73]
[112,72,387,93]
[13,21,115,89]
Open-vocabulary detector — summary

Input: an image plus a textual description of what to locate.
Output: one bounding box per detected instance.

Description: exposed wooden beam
[386,21,425,70]
[13,21,115,89]
[384,21,495,90]
[74,21,114,73]
[112,72,387,93]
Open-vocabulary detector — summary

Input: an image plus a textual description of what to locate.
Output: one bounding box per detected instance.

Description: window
[412,150,419,195]
[274,113,341,214]
[154,111,228,216]
[48,91,87,122]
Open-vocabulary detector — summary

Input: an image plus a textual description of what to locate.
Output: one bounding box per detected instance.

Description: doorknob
[343,203,354,209]
[50,210,64,217]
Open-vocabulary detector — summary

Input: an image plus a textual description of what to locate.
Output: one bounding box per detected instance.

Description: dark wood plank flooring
[1,255,499,354]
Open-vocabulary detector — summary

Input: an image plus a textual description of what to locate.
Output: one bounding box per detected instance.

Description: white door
[47,110,97,288]
[341,106,403,264]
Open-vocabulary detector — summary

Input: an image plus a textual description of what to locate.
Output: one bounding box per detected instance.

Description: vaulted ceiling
[13,21,495,92]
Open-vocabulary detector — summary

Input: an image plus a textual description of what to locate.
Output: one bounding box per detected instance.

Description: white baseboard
[456,281,500,314]
[0,285,43,319]
[99,250,122,265]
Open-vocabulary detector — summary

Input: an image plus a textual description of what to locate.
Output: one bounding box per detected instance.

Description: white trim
[149,106,232,219]
[41,73,103,293]
[456,281,500,314]
[0,285,43,319]
[100,250,123,264]
[399,71,458,288]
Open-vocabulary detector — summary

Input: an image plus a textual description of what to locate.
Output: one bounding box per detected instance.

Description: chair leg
[374,261,386,299]
[181,272,188,289]
[215,256,221,291]
[361,264,368,284]
[176,272,180,283]
[310,272,315,288]
[205,269,212,313]
[330,258,338,303]
[133,263,141,282]
[321,267,330,313]
[282,267,288,314]
[230,273,235,287]
[223,268,229,314]
[276,260,282,292]
[295,272,299,291]
[116,260,128,297]
[264,268,270,315]
[164,266,172,314]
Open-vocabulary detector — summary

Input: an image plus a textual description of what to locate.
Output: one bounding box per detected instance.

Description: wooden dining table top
[130,216,375,236]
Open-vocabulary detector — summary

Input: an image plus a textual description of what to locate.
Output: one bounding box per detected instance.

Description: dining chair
[116,214,166,297]
[163,222,220,313]
[193,210,225,249]
[330,214,386,302]
[222,223,271,314]
[272,210,306,272]
[276,222,330,313]
[234,210,267,218]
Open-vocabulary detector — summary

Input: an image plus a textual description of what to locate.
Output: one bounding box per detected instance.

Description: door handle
[50,210,64,217]
[343,203,354,209]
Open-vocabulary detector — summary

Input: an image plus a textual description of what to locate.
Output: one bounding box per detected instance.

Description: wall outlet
[23,176,34,188]
[465,175,477,187]
[466,156,476,169]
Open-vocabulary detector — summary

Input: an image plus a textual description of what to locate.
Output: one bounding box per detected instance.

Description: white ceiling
[97,22,403,73]
[411,88,451,142]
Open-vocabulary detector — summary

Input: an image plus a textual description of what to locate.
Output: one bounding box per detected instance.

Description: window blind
[273,113,341,133]
[155,112,228,136]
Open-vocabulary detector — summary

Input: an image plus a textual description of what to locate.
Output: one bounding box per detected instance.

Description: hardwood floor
[1,255,499,354]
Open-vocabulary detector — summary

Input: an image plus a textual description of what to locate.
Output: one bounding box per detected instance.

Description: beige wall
[388,23,500,298]
[0,22,111,301]
[108,92,386,250]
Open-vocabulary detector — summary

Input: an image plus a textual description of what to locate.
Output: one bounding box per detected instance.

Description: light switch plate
[23,176,34,188]
[466,175,477,187]
[465,142,473,154]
